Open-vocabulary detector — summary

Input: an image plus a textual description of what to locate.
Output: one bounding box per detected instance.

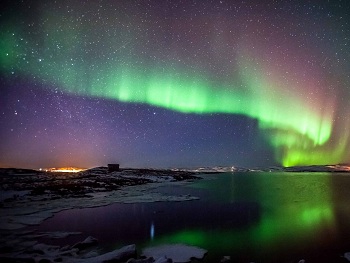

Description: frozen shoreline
[0,181,200,231]
[0,167,209,262]
[0,167,203,230]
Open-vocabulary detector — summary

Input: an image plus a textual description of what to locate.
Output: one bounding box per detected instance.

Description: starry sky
[1,0,349,169]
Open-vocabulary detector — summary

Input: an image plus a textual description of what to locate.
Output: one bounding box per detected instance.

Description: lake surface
[36,172,350,262]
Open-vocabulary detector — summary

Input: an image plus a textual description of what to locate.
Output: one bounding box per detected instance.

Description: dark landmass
[283,164,350,172]
[0,167,200,201]
[0,167,204,262]
[190,164,350,173]
[0,168,45,176]
[1,164,349,202]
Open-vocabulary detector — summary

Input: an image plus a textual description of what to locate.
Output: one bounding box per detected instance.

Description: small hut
[108,164,120,173]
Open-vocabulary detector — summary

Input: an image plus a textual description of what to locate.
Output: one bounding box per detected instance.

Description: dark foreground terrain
[0,167,200,200]
[0,167,204,262]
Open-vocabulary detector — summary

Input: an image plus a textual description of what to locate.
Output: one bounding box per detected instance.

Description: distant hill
[189,164,350,173]
[0,168,44,176]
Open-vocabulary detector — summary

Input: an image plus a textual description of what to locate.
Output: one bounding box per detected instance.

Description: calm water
[36,172,350,262]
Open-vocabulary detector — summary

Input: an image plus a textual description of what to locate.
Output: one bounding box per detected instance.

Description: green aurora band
[1,26,348,166]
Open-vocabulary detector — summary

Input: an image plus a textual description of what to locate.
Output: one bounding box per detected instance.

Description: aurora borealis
[1,0,350,168]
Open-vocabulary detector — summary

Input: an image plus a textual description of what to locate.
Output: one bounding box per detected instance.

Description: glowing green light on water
[151,203,335,252]
[150,173,336,253]
[159,230,207,246]
[301,206,333,226]
[255,205,335,244]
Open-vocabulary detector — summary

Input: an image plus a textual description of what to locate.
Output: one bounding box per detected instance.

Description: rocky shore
[0,167,200,200]
[0,167,205,262]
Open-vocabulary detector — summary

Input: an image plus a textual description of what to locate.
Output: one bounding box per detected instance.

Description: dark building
[108,164,120,173]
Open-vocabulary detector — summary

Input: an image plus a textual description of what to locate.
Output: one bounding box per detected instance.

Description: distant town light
[48,167,86,173]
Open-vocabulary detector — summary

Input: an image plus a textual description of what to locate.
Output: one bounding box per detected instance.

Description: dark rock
[108,164,120,173]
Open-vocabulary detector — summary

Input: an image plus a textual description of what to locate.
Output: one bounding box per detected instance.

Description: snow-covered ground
[0,168,201,230]
[0,167,204,262]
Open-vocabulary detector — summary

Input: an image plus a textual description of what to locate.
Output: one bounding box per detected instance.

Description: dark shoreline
[0,167,208,262]
[0,167,202,201]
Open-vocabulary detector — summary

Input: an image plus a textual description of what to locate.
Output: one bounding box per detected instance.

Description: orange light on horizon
[47,167,86,173]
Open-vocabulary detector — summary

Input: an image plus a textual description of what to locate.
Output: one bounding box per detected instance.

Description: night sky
[1,0,349,169]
